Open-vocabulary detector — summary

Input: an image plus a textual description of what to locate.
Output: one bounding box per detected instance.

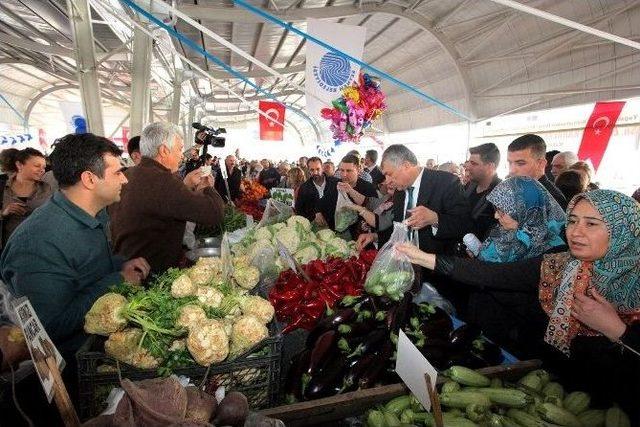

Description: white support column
[130,25,152,136]
[66,0,104,135]
[185,102,196,149]
[169,70,182,124]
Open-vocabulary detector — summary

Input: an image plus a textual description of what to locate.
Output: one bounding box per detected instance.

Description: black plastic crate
[76,329,282,420]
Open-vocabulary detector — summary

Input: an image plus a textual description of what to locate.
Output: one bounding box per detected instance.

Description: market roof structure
[0,0,639,141]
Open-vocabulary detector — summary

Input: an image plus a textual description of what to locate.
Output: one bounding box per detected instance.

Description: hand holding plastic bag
[364,222,415,301]
[257,198,294,228]
[334,190,359,232]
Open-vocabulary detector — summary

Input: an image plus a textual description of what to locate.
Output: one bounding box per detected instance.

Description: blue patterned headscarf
[478,176,566,263]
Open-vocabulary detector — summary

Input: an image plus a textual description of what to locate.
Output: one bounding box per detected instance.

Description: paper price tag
[395,329,438,411]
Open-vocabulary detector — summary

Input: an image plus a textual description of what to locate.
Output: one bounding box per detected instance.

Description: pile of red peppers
[269,250,377,333]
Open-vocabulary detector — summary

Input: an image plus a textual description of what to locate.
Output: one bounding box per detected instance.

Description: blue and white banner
[59,101,87,134]
[0,133,32,146]
[305,19,366,117]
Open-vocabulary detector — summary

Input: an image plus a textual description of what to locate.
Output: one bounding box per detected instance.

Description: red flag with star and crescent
[258,101,285,141]
[577,101,625,172]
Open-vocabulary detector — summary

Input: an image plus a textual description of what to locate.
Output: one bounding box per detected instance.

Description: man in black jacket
[464,143,502,240]
[364,149,384,186]
[507,134,567,210]
[214,155,242,202]
[295,157,338,225]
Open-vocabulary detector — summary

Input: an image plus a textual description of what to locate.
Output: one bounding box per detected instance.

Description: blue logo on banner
[313,52,356,93]
[72,115,87,134]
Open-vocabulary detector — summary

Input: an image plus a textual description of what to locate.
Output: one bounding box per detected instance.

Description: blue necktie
[405,186,414,220]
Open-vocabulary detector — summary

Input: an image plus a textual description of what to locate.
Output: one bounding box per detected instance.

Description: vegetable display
[232,216,357,279]
[196,204,248,238]
[364,368,631,427]
[269,250,378,333]
[84,256,275,374]
[284,292,505,403]
[240,179,268,202]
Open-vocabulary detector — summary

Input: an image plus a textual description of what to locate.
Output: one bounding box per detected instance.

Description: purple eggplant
[358,341,394,389]
[389,292,412,333]
[304,353,347,400]
[307,330,336,375]
[284,350,311,402]
[444,351,487,369]
[340,353,377,392]
[449,323,482,350]
[305,308,356,347]
[413,303,453,340]
[471,338,504,366]
[347,328,387,358]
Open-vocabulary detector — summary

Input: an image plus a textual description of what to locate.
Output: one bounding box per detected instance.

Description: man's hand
[356,232,377,251]
[313,212,327,227]
[183,169,205,190]
[572,288,627,341]
[121,257,151,284]
[405,206,439,230]
[195,174,214,191]
[395,242,436,269]
[337,182,352,194]
[2,202,27,218]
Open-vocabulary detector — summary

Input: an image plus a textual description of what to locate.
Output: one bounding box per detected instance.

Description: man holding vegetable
[1,133,151,358]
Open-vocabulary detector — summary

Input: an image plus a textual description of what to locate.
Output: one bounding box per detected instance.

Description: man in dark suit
[464,143,502,240]
[295,157,339,225]
[214,155,242,202]
[507,134,567,210]
[364,149,385,186]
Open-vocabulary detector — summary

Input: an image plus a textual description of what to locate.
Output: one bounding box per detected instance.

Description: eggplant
[415,304,453,340]
[444,351,487,370]
[304,353,347,400]
[389,292,412,333]
[449,323,482,350]
[307,330,336,375]
[358,341,394,389]
[284,350,311,402]
[337,319,376,337]
[305,308,356,347]
[348,328,387,358]
[341,353,377,392]
[471,338,504,366]
[419,342,452,369]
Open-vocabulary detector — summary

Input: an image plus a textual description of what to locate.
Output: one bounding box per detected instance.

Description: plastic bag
[413,282,457,316]
[257,198,294,228]
[364,222,415,301]
[182,221,197,250]
[334,190,358,232]
[221,232,233,281]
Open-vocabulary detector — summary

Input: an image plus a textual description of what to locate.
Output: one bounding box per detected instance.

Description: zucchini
[605,406,631,427]
[578,409,606,427]
[442,380,462,394]
[476,387,532,408]
[543,395,564,408]
[466,403,488,422]
[383,410,402,427]
[440,391,491,409]
[536,402,581,426]
[385,395,412,415]
[491,377,503,388]
[563,391,590,415]
[424,413,474,427]
[399,408,414,424]
[506,409,545,427]
[542,382,565,399]
[366,409,385,427]
[444,366,491,387]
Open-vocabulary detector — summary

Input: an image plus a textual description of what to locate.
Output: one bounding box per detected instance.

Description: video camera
[192,122,226,148]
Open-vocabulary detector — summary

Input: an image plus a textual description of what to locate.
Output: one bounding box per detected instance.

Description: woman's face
[494,208,518,231]
[18,156,46,182]
[566,199,609,261]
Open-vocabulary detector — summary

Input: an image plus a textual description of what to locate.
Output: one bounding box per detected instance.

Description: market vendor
[110,122,226,274]
[396,190,640,421]
[0,134,150,358]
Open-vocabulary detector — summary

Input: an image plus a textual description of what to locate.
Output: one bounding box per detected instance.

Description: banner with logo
[577,101,626,172]
[258,100,285,141]
[58,101,87,134]
[305,19,366,117]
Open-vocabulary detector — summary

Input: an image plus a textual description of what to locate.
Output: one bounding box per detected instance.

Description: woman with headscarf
[477,176,566,263]
[397,190,640,420]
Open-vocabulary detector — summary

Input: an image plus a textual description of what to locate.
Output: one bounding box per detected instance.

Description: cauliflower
[176,304,207,330]
[232,265,260,290]
[230,315,268,356]
[171,274,197,298]
[188,265,214,286]
[232,255,250,269]
[240,296,275,324]
[316,229,336,242]
[254,227,273,241]
[325,237,352,258]
[287,215,311,232]
[294,243,321,265]
[247,239,274,262]
[196,286,224,308]
[195,256,222,270]
[187,319,229,366]
[274,226,300,253]
[85,293,128,336]
[267,223,285,234]
[105,328,160,369]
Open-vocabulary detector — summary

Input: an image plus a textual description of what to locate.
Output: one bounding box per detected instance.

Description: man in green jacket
[1,133,150,357]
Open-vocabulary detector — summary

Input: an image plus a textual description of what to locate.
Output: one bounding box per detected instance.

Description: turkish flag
[38,128,47,149]
[577,101,625,172]
[259,101,285,141]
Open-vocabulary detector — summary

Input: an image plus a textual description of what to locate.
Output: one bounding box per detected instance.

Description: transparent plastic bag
[364,222,415,301]
[257,198,294,228]
[413,282,457,316]
[221,232,233,281]
[334,190,358,232]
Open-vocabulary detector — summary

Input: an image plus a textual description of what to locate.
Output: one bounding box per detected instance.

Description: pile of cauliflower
[232,215,357,276]
[84,256,274,371]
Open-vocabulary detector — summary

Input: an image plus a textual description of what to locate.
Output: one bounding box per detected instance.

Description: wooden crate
[261,359,542,427]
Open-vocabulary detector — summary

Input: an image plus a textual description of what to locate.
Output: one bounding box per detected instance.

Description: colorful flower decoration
[320,72,387,143]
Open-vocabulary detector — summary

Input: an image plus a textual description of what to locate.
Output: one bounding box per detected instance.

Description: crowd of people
[0,123,638,423]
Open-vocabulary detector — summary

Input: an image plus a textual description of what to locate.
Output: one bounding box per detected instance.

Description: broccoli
[84,293,128,336]
[230,315,268,356]
[187,319,229,366]
[239,296,275,324]
[171,274,197,298]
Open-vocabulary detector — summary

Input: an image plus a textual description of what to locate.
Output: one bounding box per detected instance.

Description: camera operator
[183,147,202,175]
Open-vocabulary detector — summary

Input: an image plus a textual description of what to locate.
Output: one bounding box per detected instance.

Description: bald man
[214,155,242,202]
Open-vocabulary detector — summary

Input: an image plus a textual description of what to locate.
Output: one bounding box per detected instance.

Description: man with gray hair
[110,122,225,273]
[550,151,579,180]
